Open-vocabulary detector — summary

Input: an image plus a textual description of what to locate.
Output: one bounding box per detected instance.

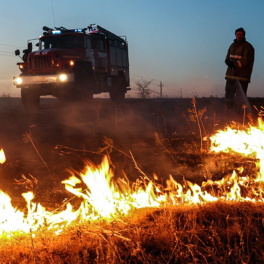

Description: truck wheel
[21,87,40,111]
[110,75,126,102]
[79,77,93,101]
[73,62,94,102]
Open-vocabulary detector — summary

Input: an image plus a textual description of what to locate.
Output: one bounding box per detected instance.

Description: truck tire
[80,78,93,101]
[73,62,94,101]
[21,87,40,111]
[110,75,126,102]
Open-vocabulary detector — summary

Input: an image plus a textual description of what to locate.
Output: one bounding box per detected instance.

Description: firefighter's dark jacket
[225,38,254,82]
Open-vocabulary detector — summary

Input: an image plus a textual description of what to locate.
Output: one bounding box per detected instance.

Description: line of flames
[0,119,264,236]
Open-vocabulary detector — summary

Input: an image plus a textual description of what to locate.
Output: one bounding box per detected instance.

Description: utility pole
[159,81,164,98]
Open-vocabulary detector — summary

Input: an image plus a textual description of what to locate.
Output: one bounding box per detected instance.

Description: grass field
[0,96,263,263]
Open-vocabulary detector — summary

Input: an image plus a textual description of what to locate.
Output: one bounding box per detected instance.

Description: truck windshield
[40,35,84,50]
[60,35,84,49]
[40,37,59,49]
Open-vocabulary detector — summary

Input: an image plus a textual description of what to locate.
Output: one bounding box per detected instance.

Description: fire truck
[13,25,130,110]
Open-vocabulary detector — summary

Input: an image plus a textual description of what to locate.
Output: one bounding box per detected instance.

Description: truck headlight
[59,74,67,82]
[14,77,23,85]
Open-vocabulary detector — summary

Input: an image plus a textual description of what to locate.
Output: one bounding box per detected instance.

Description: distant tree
[135,79,153,99]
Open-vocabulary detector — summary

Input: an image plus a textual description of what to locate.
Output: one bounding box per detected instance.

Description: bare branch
[134,79,153,98]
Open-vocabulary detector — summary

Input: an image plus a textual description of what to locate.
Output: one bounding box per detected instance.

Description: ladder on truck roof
[96,25,126,45]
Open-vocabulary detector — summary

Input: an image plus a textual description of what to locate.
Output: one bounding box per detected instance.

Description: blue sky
[1,0,264,98]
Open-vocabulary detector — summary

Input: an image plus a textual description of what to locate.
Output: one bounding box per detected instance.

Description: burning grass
[1,100,264,262]
[0,202,264,263]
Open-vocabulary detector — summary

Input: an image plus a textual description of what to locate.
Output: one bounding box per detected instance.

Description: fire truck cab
[13,25,130,110]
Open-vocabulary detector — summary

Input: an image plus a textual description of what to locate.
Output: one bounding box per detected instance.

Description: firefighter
[224,27,255,108]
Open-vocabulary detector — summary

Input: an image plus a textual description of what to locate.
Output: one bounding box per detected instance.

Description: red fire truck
[13,25,130,110]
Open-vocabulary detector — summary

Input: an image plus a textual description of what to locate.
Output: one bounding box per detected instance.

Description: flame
[0,149,6,164]
[0,119,263,236]
[62,156,166,219]
[210,118,264,181]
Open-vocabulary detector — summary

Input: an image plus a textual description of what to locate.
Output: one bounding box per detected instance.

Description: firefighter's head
[235,27,245,43]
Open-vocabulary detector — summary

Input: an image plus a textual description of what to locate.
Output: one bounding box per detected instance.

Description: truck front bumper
[13,73,74,88]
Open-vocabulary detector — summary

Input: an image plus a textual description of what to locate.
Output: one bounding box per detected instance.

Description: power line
[131,87,159,95]
[163,83,194,94]
[132,74,164,84]
[0,43,24,48]
[0,51,14,54]
[132,75,190,95]
[0,54,14,57]
[131,74,205,98]
[131,74,194,93]
[148,89,160,95]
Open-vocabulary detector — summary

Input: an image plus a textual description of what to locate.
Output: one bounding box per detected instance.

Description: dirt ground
[0,96,263,210]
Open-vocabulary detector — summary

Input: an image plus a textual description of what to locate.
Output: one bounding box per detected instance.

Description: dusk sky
[0,0,264,98]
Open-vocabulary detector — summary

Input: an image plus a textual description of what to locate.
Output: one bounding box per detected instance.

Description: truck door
[95,38,107,73]
[85,36,95,69]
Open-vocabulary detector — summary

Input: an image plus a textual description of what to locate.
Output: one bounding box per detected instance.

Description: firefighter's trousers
[225,79,249,108]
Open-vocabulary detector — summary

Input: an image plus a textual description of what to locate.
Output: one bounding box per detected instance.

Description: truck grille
[30,56,53,69]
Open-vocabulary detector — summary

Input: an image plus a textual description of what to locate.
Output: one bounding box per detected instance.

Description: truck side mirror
[28,42,32,52]
[15,49,20,56]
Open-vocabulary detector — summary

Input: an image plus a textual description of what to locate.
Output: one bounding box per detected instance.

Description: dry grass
[0,201,263,263]
[1,97,264,263]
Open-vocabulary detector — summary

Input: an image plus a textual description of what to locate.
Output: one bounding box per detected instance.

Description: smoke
[0,96,258,195]
[53,99,158,138]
